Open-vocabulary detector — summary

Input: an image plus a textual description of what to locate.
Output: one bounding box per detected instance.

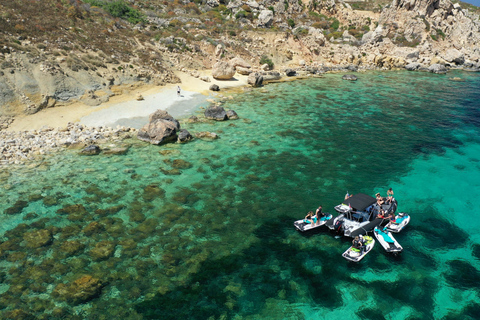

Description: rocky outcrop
[442,48,465,65]
[257,10,274,27]
[137,110,180,145]
[212,61,236,80]
[80,145,101,155]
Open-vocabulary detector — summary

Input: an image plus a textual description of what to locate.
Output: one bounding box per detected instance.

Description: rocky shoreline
[1,61,476,166]
[0,123,136,165]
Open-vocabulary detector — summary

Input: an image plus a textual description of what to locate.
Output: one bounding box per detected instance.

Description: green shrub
[287,18,295,28]
[84,0,145,24]
[260,55,274,69]
[435,28,445,40]
[235,10,246,19]
[330,18,340,30]
[268,6,275,14]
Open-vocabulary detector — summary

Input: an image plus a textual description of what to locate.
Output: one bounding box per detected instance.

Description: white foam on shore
[80,88,207,129]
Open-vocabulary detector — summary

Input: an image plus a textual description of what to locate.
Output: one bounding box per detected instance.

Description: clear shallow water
[1,70,480,319]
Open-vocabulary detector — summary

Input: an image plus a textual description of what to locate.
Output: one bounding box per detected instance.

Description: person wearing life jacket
[352,236,366,254]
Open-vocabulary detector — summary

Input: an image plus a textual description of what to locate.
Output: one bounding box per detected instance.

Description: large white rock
[212,61,236,80]
[257,10,274,28]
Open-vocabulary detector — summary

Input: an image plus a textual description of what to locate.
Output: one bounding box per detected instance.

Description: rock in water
[248,72,263,87]
[226,110,239,120]
[178,129,193,143]
[23,229,53,248]
[428,64,448,74]
[204,106,228,121]
[212,61,236,80]
[53,275,104,305]
[138,110,180,145]
[342,74,358,81]
[81,145,101,155]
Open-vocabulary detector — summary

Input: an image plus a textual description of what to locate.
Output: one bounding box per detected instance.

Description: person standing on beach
[177,86,181,97]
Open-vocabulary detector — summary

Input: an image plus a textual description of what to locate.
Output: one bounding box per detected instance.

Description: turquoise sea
[1,70,480,319]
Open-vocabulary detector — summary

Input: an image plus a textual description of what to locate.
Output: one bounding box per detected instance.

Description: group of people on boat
[375,188,394,206]
[375,188,398,227]
[304,205,326,226]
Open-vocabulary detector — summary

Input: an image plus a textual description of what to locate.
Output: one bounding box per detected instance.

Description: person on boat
[376,193,384,206]
[344,192,352,200]
[386,188,394,204]
[386,213,397,227]
[377,208,387,219]
[352,236,365,254]
[315,205,325,225]
[304,211,316,225]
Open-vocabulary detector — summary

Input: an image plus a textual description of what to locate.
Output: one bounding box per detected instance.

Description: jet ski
[373,226,403,253]
[342,235,375,262]
[294,214,333,232]
[385,212,410,233]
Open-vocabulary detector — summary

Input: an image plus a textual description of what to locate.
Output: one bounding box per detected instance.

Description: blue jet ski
[374,226,403,253]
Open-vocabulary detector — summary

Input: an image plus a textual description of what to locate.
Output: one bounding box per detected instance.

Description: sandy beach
[6,70,249,131]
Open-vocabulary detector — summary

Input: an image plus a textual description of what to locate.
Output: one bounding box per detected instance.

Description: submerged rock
[53,275,104,305]
[60,240,86,256]
[226,110,239,120]
[4,200,28,215]
[23,229,53,248]
[195,131,219,140]
[89,241,115,261]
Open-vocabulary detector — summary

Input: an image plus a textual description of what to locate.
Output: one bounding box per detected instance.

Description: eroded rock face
[205,106,228,121]
[212,61,236,80]
[257,10,274,27]
[53,275,104,305]
[228,57,251,69]
[442,48,465,65]
[138,110,180,145]
[23,229,53,248]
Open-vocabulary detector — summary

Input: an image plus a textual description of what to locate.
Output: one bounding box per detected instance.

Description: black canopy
[342,193,376,211]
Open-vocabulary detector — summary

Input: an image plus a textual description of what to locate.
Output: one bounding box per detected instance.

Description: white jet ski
[294,214,333,232]
[342,235,375,262]
[374,226,403,253]
[385,212,410,233]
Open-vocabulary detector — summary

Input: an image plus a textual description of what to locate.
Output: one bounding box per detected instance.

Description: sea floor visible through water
[1,70,480,319]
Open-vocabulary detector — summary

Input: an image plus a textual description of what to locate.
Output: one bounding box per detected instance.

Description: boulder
[53,275,104,305]
[405,62,421,71]
[262,71,281,82]
[226,110,239,120]
[205,106,228,121]
[209,84,220,91]
[442,48,465,65]
[212,61,236,80]
[248,72,264,87]
[236,66,252,75]
[80,145,101,155]
[229,57,251,69]
[178,129,193,143]
[261,63,270,71]
[103,147,129,155]
[136,94,144,101]
[428,64,448,74]
[200,76,211,82]
[23,229,53,248]
[257,10,274,27]
[138,110,180,145]
[60,240,85,256]
[285,68,296,76]
[342,74,358,81]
